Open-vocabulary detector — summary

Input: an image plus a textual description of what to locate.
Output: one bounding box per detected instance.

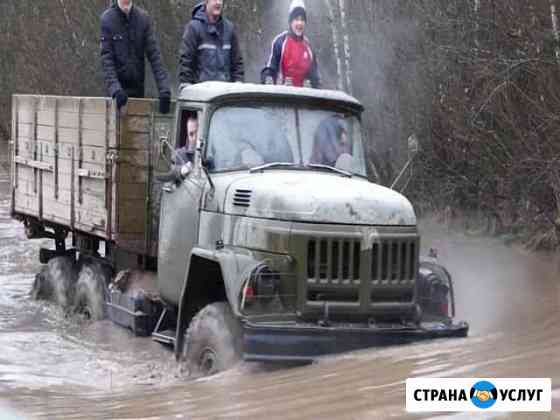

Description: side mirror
[155,135,172,167]
[390,133,421,192]
[408,134,420,158]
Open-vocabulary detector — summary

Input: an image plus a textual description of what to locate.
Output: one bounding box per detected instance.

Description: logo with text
[406,378,551,412]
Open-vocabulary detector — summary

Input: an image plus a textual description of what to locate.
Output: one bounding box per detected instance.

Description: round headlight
[251,265,279,304]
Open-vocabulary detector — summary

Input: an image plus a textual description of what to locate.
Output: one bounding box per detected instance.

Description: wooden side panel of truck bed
[11,95,175,257]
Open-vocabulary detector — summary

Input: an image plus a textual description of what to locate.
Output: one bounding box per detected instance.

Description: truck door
[157,110,204,305]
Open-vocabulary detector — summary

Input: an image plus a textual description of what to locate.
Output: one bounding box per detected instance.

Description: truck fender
[174,247,259,359]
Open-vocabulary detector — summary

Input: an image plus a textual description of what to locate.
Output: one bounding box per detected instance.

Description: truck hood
[222,171,416,225]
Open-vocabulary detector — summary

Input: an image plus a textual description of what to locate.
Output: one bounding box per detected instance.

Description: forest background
[2,0,560,248]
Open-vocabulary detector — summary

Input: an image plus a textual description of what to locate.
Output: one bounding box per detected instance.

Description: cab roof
[178,82,363,111]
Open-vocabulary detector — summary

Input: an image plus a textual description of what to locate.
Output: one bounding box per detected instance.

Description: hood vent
[233,189,252,208]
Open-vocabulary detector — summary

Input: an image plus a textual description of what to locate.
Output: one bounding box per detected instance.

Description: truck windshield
[206,105,367,177]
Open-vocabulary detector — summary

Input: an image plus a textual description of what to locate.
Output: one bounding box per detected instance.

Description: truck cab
[156,82,468,374]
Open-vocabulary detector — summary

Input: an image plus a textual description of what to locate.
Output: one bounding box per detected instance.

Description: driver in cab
[175,114,198,165]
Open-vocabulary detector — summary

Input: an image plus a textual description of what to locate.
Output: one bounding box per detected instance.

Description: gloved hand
[261,67,274,84]
[114,89,128,110]
[159,95,171,114]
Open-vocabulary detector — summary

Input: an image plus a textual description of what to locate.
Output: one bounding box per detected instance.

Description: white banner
[406,378,551,412]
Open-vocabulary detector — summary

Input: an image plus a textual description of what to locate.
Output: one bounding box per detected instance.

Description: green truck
[11,82,468,376]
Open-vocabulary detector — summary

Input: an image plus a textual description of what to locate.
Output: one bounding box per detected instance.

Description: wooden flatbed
[10,95,175,257]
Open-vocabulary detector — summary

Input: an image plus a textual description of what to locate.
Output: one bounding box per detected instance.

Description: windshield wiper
[249,162,299,173]
[306,163,352,177]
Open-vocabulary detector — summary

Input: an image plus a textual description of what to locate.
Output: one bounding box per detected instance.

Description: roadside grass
[418,205,560,253]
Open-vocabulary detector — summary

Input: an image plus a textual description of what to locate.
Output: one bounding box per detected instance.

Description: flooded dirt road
[0,141,559,419]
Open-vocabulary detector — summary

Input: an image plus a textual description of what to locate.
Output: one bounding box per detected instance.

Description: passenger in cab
[310,116,351,167]
[261,0,321,88]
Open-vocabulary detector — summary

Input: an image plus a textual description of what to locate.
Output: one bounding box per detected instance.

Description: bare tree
[473,0,481,47]
[326,0,344,91]
[338,0,353,94]
[550,0,560,63]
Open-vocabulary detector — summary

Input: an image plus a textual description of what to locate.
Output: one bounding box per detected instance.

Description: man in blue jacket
[100,0,171,113]
[178,0,244,92]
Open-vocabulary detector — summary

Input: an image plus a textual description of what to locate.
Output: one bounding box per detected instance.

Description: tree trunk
[474,0,481,47]
[326,0,344,91]
[550,0,560,63]
[338,0,353,95]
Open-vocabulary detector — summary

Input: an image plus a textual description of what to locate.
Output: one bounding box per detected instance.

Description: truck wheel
[32,256,77,310]
[73,259,111,321]
[182,302,242,377]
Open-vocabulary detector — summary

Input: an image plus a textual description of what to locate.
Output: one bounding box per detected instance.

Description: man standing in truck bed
[100,0,171,113]
[178,0,244,93]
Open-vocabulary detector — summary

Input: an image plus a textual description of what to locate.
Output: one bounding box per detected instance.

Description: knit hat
[289,0,307,22]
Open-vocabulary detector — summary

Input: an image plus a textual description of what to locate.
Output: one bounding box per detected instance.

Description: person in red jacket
[261,0,320,88]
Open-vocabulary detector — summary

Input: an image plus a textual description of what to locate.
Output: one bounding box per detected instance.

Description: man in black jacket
[178,0,244,92]
[100,0,171,113]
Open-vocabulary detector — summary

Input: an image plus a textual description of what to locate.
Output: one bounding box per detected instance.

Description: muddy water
[0,141,559,419]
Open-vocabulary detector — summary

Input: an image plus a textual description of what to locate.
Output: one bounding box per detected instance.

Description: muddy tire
[32,256,77,309]
[73,259,111,321]
[182,302,242,377]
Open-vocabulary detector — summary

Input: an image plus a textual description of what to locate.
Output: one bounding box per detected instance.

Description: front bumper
[243,320,469,362]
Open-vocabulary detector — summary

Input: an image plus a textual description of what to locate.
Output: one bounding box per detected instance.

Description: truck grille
[307,238,361,285]
[371,239,417,285]
[304,234,419,308]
